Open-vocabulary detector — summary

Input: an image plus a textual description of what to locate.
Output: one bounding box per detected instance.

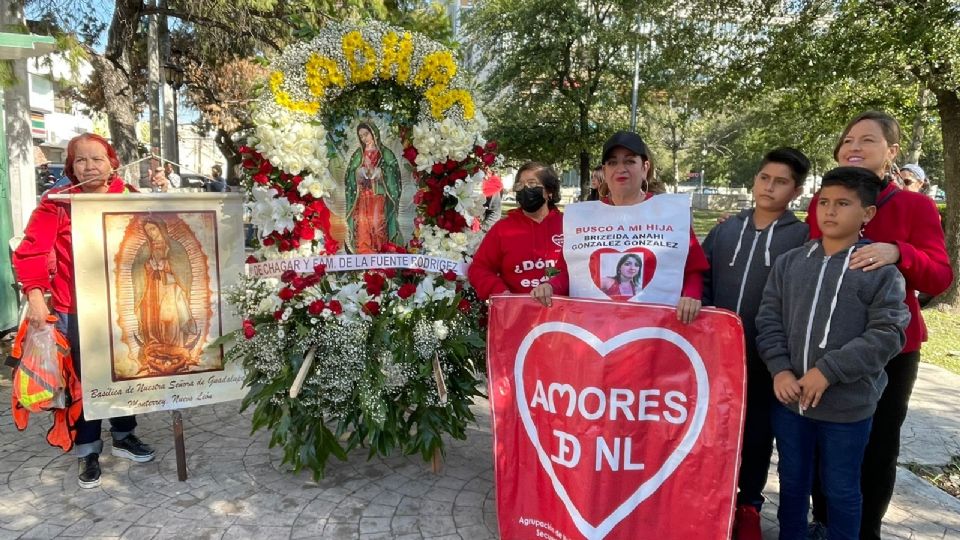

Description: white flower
[257,294,282,315]
[433,320,449,340]
[413,277,455,306]
[297,172,337,199]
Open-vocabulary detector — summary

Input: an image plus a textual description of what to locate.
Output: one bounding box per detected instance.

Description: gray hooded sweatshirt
[756,239,910,423]
[702,209,809,364]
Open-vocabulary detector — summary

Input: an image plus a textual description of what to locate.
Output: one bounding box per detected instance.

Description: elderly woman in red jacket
[13,133,156,489]
[468,161,564,299]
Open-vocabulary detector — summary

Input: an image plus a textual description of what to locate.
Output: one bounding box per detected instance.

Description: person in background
[150,166,169,192]
[702,147,811,540]
[758,166,909,540]
[469,162,563,299]
[207,164,227,192]
[481,173,503,232]
[805,111,952,540]
[587,165,603,201]
[897,163,926,194]
[164,162,181,190]
[12,133,157,489]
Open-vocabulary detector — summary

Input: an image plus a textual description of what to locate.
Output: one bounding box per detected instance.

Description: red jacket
[13,177,135,314]
[468,208,564,299]
[549,193,709,299]
[806,183,952,353]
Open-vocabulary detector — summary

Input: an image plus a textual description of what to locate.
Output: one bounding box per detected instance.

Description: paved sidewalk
[1,362,958,540]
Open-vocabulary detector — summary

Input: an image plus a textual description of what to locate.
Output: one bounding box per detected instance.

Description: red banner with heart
[487,295,745,540]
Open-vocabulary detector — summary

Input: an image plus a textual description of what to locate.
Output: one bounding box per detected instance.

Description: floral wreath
[224,21,498,477]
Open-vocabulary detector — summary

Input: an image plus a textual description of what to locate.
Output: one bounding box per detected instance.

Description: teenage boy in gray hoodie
[702,147,810,540]
[756,167,909,540]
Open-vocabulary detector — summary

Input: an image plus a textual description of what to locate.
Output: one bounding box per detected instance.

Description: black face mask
[517,186,547,212]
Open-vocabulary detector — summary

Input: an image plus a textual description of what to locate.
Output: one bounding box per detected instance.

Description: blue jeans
[56,312,137,456]
[772,404,872,540]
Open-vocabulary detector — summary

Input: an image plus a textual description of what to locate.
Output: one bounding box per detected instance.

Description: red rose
[325,237,340,254]
[242,158,256,169]
[482,153,496,166]
[298,224,315,240]
[442,270,457,281]
[445,159,459,171]
[262,236,275,247]
[364,301,380,316]
[243,322,256,339]
[364,272,386,295]
[450,169,468,181]
[238,145,252,154]
[458,298,471,312]
[313,263,327,277]
[307,299,325,316]
[279,239,292,251]
[274,310,284,321]
[253,173,269,185]
[485,140,498,152]
[280,270,297,283]
[383,268,397,279]
[431,163,446,175]
[291,276,307,291]
[403,146,418,163]
[328,300,343,315]
[258,160,273,175]
[278,287,295,301]
[397,283,417,299]
[246,255,259,264]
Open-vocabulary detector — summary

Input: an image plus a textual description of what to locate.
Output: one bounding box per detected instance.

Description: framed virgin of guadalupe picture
[66,192,246,420]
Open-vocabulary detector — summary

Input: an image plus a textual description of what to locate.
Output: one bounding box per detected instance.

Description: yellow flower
[342,31,377,83]
[305,53,346,98]
[414,51,457,88]
[380,31,414,83]
[269,71,319,115]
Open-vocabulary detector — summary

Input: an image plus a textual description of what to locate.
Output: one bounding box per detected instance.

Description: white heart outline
[514,322,710,540]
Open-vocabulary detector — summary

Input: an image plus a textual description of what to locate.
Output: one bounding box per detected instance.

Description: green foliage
[464,0,645,170]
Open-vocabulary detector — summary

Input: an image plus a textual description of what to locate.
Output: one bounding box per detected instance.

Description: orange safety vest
[9,317,83,452]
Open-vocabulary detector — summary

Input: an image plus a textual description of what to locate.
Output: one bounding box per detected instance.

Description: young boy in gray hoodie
[702,147,810,539]
[756,166,909,540]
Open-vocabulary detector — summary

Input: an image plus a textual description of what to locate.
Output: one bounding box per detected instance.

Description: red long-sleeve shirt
[468,208,564,300]
[806,183,952,353]
[549,193,708,299]
[12,177,135,314]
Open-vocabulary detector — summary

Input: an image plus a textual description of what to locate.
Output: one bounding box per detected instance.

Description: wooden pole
[172,410,188,481]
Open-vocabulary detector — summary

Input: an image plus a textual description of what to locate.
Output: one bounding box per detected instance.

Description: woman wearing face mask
[805,111,952,540]
[531,131,708,324]
[468,161,564,299]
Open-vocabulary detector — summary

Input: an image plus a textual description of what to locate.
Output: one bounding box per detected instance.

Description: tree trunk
[906,88,930,163]
[933,88,960,308]
[90,53,140,180]
[578,106,591,201]
[215,127,241,183]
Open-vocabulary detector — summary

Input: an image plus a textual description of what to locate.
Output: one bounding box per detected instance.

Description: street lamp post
[162,55,184,174]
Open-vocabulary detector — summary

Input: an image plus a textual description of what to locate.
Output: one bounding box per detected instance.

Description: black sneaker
[78,453,101,489]
[111,434,156,463]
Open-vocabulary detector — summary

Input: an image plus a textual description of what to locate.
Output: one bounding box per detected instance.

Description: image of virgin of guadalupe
[132,218,200,375]
[344,122,402,253]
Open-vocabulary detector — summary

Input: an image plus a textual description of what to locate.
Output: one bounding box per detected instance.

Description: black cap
[602,131,650,163]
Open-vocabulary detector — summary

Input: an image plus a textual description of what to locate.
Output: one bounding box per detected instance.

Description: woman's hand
[25,289,50,327]
[531,283,554,307]
[676,296,701,324]
[849,242,900,272]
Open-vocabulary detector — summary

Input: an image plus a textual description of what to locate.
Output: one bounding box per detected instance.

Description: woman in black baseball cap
[532,130,709,323]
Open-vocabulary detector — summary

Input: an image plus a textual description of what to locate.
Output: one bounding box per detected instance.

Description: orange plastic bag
[12,319,66,412]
